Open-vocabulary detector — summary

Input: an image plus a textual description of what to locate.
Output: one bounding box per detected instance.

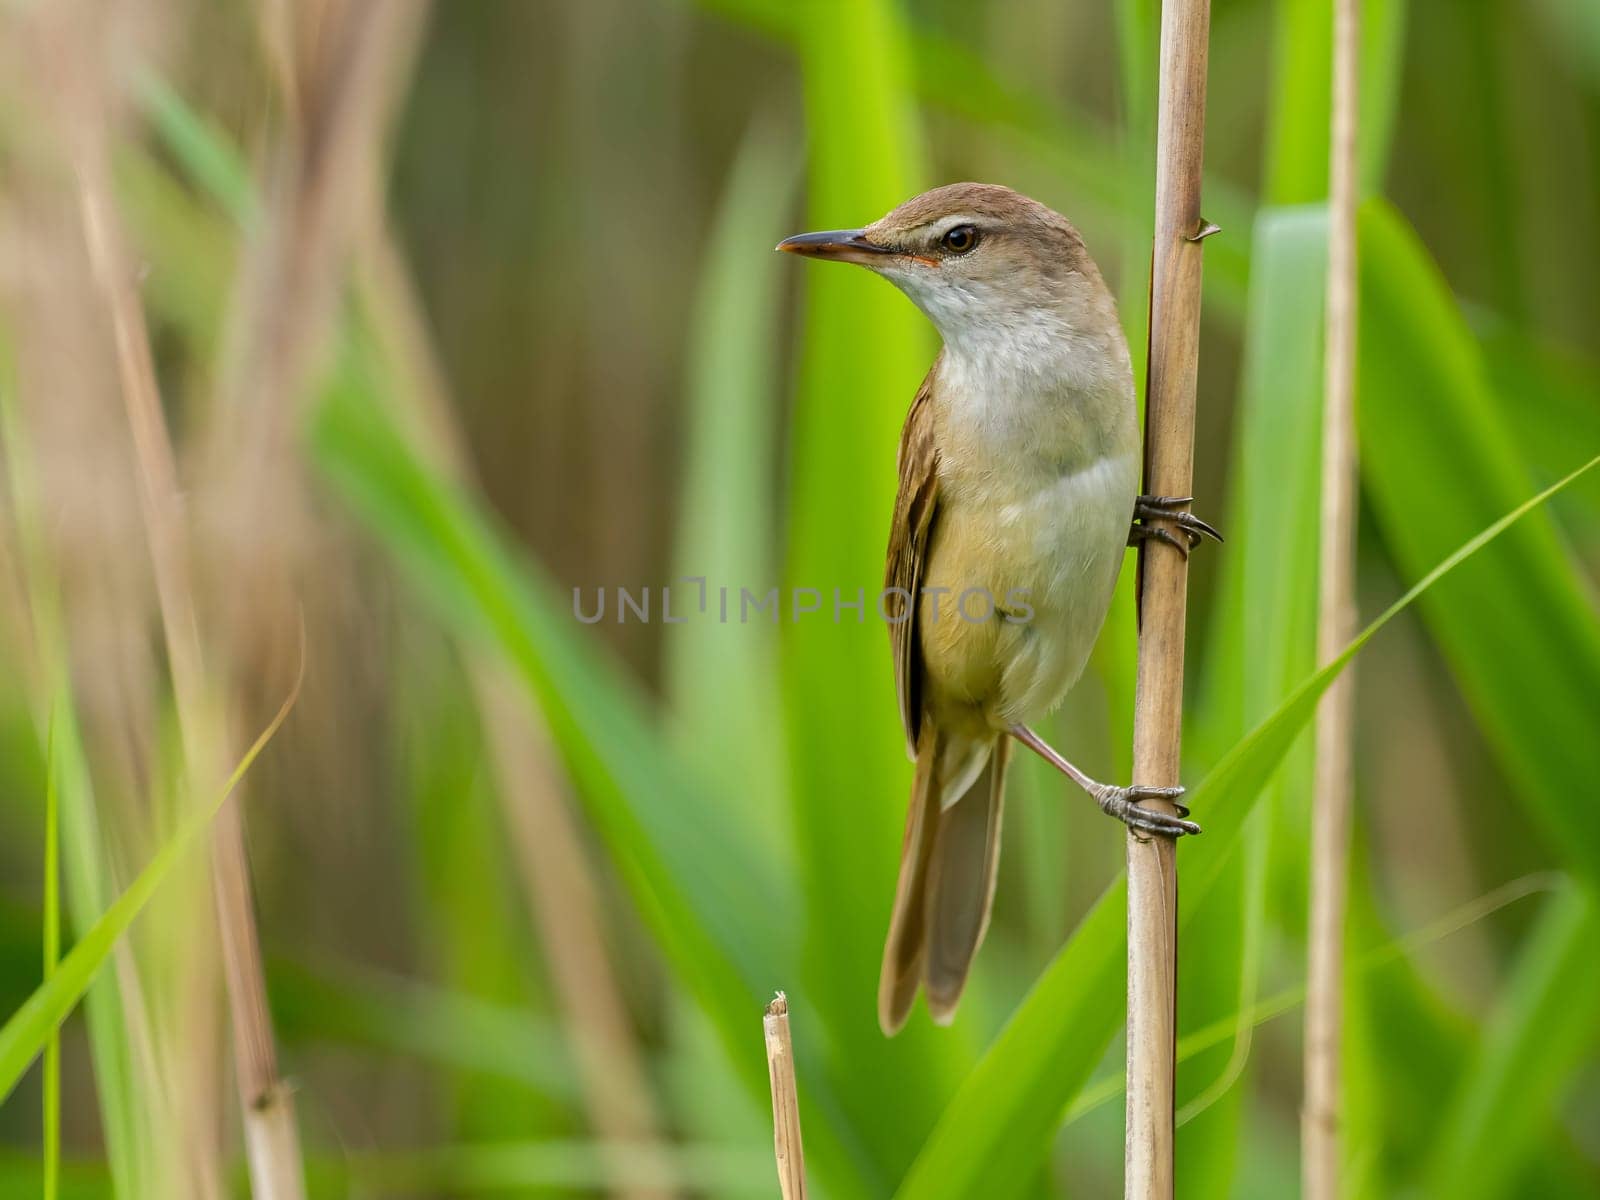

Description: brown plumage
[779,182,1206,1036]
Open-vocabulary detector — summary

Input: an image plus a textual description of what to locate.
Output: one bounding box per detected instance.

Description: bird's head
[777,182,1112,353]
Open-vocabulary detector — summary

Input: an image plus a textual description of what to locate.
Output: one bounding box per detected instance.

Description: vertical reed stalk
[1304,0,1360,1193]
[1126,0,1214,1193]
[42,720,60,1200]
[74,133,309,1200]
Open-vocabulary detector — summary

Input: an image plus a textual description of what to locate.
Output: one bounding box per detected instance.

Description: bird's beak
[776,227,898,266]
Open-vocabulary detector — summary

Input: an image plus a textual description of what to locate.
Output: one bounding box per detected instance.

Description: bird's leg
[1008,724,1202,838]
[1128,494,1223,559]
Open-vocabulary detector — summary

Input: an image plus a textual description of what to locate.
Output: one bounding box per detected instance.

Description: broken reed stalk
[1303,0,1361,1193]
[1126,0,1214,1193]
[763,993,807,1200]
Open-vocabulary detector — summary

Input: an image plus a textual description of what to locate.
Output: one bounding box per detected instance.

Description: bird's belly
[919,453,1137,729]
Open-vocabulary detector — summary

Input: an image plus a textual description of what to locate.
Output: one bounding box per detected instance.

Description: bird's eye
[940,224,979,254]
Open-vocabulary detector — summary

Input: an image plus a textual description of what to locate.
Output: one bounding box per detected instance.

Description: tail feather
[924,737,1007,1023]
[878,732,941,1035]
[878,729,1007,1035]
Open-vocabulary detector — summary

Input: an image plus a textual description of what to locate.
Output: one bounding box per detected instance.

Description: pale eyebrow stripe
[927,214,982,238]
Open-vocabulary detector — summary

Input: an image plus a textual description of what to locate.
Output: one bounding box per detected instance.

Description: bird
[778,183,1218,1035]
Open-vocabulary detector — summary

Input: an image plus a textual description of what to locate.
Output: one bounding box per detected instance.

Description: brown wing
[885,358,941,759]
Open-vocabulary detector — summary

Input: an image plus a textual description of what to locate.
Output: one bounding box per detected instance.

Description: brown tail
[878,730,1007,1035]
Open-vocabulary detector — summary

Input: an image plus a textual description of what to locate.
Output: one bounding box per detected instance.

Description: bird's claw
[1129,495,1223,559]
[1093,783,1202,838]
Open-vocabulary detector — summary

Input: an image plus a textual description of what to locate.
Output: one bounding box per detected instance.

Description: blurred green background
[1,0,1597,1196]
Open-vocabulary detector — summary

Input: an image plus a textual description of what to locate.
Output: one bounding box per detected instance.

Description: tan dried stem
[1126,0,1214,1194]
[1303,0,1361,1193]
[764,993,807,1200]
[73,93,305,1200]
[72,1,429,1194]
[204,0,429,667]
[1,182,204,1198]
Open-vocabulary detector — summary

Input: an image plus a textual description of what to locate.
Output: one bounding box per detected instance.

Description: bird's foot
[1129,495,1223,559]
[1091,783,1202,838]
[1007,724,1203,838]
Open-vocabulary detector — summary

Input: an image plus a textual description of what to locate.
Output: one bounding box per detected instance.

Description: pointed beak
[775,227,898,265]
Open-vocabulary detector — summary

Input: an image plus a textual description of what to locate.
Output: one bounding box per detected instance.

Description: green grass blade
[131,67,255,224]
[663,109,796,864]
[1179,205,1330,1196]
[1064,871,1559,1125]
[332,1139,775,1195]
[1357,200,1600,877]
[396,653,568,1139]
[893,874,1125,1200]
[695,0,1251,318]
[1263,0,1409,202]
[1189,207,1327,1002]
[41,719,59,1200]
[780,0,971,1175]
[1479,321,1600,549]
[308,368,876,1194]
[41,704,147,1198]
[3,339,151,1196]
[1425,881,1600,1199]
[1340,837,1476,1187]
[894,455,1598,1199]
[133,67,873,1191]
[1186,451,1598,900]
[267,956,576,1103]
[0,662,301,1102]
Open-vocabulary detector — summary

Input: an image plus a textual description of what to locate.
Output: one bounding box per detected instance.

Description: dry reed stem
[1126,0,1213,1193]
[1303,0,1361,1192]
[763,993,807,1200]
[353,186,678,1199]
[75,1,427,1192]
[205,0,428,666]
[191,6,425,1190]
[73,108,308,1200]
[1,53,209,1185]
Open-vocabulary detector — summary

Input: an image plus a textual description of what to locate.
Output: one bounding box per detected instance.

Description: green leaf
[1426,881,1600,1199]
[1478,320,1600,551]
[1179,205,1329,1195]
[132,67,255,224]
[395,649,569,1139]
[1064,869,1560,1126]
[780,0,971,1176]
[0,666,300,1103]
[41,720,59,1200]
[266,956,576,1104]
[1357,199,1600,877]
[1194,204,1328,912]
[308,367,877,1194]
[691,0,1252,318]
[1263,0,1410,203]
[2,340,152,1197]
[894,454,1598,1199]
[663,109,797,866]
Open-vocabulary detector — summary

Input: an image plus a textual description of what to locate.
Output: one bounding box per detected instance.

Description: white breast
[990,451,1139,722]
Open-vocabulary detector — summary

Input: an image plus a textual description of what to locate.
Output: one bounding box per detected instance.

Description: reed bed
[0,0,1596,1196]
